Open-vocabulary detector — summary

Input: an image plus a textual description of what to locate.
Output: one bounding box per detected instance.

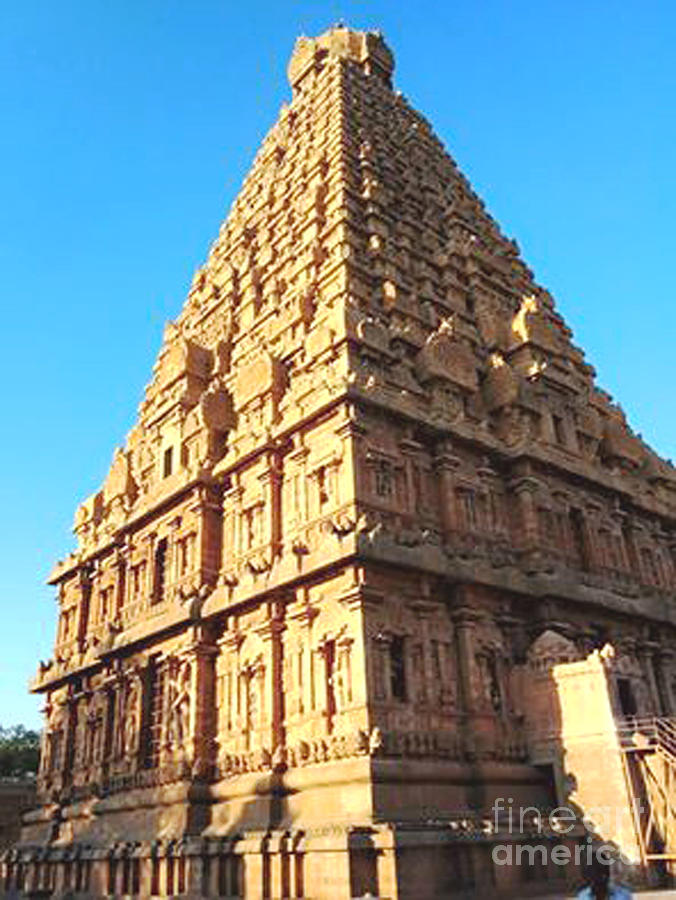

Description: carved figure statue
[166,659,191,750]
[123,681,140,758]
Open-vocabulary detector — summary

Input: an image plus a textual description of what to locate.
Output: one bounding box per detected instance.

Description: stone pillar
[304,829,352,900]
[206,842,220,897]
[267,833,289,899]
[257,450,283,567]
[186,625,218,779]
[610,503,630,571]
[255,603,287,754]
[138,851,153,898]
[667,536,676,587]
[184,838,207,897]
[222,481,244,562]
[113,848,127,897]
[658,649,676,715]
[270,449,284,561]
[112,542,129,619]
[89,851,107,898]
[582,501,603,570]
[191,483,222,589]
[289,591,320,718]
[400,437,423,516]
[410,600,434,705]
[76,564,93,653]
[452,597,481,719]
[240,833,265,900]
[96,684,115,785]
[622,518,642,575]
[641,644,671,716]
[434,440,461,539]
[637,642,663,716]
[452,592,487,762]
[509,472,541,551]
[345,408,368,506]
[52,856,66,894]
[63,690,79,787]
[374,825,399,900]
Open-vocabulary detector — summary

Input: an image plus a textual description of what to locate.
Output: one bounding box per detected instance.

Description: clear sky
[1,1,674,729]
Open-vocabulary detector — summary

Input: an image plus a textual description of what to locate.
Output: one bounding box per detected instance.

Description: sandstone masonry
[4,26,676,900]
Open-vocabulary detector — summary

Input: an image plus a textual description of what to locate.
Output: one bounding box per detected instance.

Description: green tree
[0,725,41,777]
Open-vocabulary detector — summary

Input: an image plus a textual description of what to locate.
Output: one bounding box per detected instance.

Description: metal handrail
[615,715,676,864]
[616,715,676,762]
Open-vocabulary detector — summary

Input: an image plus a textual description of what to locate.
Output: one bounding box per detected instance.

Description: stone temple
[4,25,676,900]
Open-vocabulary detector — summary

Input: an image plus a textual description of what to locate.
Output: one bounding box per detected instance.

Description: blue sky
[1,1,674,728]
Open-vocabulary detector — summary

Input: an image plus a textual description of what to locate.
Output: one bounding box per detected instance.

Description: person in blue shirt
[575,856,632,899]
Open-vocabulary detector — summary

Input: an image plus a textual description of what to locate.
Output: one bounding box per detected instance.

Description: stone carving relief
[114,674,141,762]
[527,629,580,674]
[164,656,192,755]
[415,316,479,394]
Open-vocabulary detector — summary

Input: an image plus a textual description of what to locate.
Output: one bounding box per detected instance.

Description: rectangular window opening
[163,446,173,478]
[152,538,168,605]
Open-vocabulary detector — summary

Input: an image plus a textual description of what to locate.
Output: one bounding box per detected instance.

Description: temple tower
[5,25,676,899]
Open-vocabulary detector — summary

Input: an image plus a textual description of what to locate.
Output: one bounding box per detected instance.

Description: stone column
[257,449,283,565]
[288,592,319,719]
[112,542,129,619]
[338,576,371,717]
[373,824,399,900]
[622,518,641,575]
[434,440,461,539]
[266,833,290,899]
[184,838,207,897]
[509,472,541,551]
[610,503,630,572]
[657,649,676,715]
[451,590,488,762]
[89,851,108,898]
[344,409,368,507]
[255,603,287,754]
[222,481,244,561]
[188,484,222,589]
[185,625,218,778]
[205,842,221,897]
[399,437,423,515]
[240,833,266,900]
[112,847,126,897]
[667,536,676,587]
[76,564,93,653]
[582,501,603,570]
[452,599,481,718]
[63,690,79,787]
[638,642,665,716]
[52,857,66,895]
[138,851,153,898]
[286,442,308,531]
[156,847,170,897]
[218,628,244,744]
[411,600,435,705]
[99,684,116,784]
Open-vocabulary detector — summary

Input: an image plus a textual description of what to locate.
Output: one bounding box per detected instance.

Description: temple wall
[9,22,676,899]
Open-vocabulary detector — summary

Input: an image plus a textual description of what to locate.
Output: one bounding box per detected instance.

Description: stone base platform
[1,823,594,899]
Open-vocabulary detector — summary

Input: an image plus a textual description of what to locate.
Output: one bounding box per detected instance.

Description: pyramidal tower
[7,26,676,899]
